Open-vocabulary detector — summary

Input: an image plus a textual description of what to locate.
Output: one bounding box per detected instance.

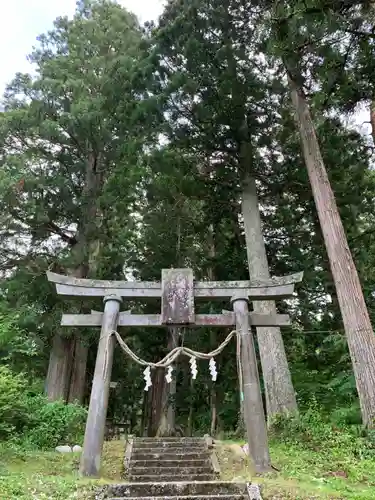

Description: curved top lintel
[46,271,303,290]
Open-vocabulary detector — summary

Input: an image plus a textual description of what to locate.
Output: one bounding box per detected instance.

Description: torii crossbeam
[47,268,302,476]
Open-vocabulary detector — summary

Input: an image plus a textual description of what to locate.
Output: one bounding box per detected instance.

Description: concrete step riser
[103,482,247,497]
[129,475,216,483]
[130,467,214,475]
[131,453,210,461]
[130,459,210,467]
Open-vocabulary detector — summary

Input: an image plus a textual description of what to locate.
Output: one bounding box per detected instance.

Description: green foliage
[0,366,86,449]
[20,396,87,450]
[0,366,28,439]
[270,403,375,461]
[0,306,40,371]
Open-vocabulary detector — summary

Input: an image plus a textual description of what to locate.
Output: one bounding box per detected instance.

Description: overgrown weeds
[0,366,87,450]
[216,405,375,498]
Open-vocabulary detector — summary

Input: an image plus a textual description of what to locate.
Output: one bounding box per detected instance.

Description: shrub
[330,403,362,426]
[269,400,375,460]
[0,365,87,449]
[20,395,87,450]
[0,366,28,439]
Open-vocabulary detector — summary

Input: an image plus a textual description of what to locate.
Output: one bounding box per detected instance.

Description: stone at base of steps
[96,481,248,499]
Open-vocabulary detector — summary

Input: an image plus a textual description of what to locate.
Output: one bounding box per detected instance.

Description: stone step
[108,496,245,500]
[129,466,214,476]
[132,444,207,451]
[133,437,206,444]
[101,481,247,498]
[131,452,210,461]
[132,447,208,454]
[130,459,210,468]
[128,474,216,482]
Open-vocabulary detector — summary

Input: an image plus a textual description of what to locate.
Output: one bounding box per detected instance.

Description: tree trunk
[67,337,89,403]
[241,175,298,420]
[148,368,166,436]
[187,375,194,437]
[207,224,218,436]
[370,100,375,145]
[141,391,148,436]
[45,334,74,401]
[63,267,89,404]
[210,374,217,437]
[166,327,178,432]
[156,327,179,437]
[288,75,375,427]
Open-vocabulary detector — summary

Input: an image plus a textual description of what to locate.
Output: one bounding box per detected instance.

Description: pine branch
[45,221,77,246]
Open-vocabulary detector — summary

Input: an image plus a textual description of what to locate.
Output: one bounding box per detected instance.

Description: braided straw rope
[108,329,244,399]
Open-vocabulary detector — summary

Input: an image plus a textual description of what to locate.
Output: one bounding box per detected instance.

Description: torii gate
[47,268,302,476]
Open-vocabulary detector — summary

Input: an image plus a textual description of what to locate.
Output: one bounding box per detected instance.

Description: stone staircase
[128,437,217,482]
[97,436,260,500]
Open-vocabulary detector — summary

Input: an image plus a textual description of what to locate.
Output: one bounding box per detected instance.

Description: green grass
[0,432,374,499]
[0,441,125,500]
[216,437,375,499]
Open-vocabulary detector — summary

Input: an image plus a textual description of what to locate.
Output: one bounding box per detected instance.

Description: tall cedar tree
[150,0,298,419]
[268,0,375,426]
[0,0,147,403]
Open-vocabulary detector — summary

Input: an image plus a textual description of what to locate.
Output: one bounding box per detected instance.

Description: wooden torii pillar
[47,268,302,476]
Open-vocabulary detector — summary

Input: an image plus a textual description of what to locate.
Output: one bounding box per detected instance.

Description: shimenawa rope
[104,329,244,401]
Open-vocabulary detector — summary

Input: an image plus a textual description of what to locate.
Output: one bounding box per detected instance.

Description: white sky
[0,0,166,96]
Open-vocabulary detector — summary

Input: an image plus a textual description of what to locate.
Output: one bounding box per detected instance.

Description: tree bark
[187,375,194,437]
[156,327,179,437]
[241,175,298,419]
[148,367,166,436]
[166,327,178,432]
[45,334,74,401]
[67,337,89,403]
[63,267,90,404]
[140,390,148,436]
[370,100,375,145]
[288,75,375,427]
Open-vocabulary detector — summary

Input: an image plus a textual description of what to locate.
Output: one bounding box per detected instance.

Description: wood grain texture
[79,295,122,477]
[51,281,298,300]
[62,312,291,328]
[232,296,271,473]
[161,268,195,324]
[47,270,303,299]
